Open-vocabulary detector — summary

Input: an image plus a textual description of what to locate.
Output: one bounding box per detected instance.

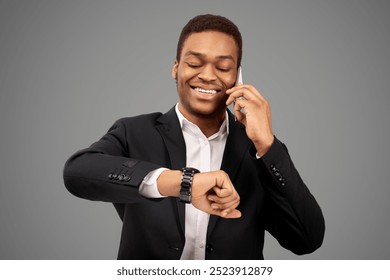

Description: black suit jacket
[63,107,325,259]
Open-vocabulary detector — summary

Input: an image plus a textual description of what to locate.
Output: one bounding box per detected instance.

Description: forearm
[257,138,325,254]
[63,150,161,203]
[156,169,182,197]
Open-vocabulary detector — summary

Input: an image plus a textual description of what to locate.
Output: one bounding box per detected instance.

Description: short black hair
[176,14,242,67]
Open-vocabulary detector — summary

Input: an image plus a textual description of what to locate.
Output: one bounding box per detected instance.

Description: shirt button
[199,243,205,248]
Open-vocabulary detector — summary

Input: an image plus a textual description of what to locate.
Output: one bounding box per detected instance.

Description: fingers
[191,171,242,219]
[209,193,240,216]
[226,84,265,106]
[207,178,240,218]
[209,186,239,203]
[226,209,242,218]
[211,185,234,198]
[226,84,274,149]
[211,199,240,215]
[233,97,248,122]
[226,84,270,124]
[221,208,242,219]
[209,206,242,219]
[209,195,240,211]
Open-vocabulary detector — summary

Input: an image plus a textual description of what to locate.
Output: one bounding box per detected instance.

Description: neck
[194,116,225,137]
[178,105,226,138]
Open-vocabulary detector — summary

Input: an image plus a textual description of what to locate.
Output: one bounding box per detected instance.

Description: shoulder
[107,112,162,130]
[104,112,165,141]
[115,112,164,127]
[107,107,177,134]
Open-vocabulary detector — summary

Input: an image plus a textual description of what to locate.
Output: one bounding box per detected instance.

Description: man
[63,14,325,260]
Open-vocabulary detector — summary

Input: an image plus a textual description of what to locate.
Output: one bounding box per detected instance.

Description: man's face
[172,31,238,121]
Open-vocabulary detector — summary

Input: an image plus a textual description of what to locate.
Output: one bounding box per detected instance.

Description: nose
[198,65,217,82]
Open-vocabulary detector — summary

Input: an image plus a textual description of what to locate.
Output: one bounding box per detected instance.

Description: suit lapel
[220,112,251,181]
[156,107,186,237]
[155,107,186,169]
[207,111,251,236]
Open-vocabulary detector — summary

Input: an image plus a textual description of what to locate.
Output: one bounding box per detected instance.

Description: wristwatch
[179,167,200,203]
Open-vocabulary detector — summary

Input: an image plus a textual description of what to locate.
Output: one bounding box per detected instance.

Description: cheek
[222,75,237,89]
[177,67,191,84]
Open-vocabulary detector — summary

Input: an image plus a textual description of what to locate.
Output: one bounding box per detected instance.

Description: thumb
[222,209,242,219]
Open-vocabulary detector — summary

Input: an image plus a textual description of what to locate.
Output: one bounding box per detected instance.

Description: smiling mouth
[191,86,221,94]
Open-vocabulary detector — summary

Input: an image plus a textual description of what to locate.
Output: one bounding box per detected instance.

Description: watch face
[182,167,200,173]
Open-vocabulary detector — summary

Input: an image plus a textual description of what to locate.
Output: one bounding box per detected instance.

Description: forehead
[181,31,238,61]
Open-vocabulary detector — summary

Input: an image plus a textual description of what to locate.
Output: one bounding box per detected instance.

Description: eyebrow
[184,51,235,63]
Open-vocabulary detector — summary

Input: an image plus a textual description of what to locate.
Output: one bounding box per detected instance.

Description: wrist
[253,135,274,157]
[157,170,182,197]
[179,167,200,203]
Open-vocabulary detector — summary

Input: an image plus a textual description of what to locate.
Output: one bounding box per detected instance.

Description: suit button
[271,165,278,172]
[118,174,124,181]
[123,176,131,182]
[112,174,118,180]
[206,244,214,253]
[168,245,180,251]
[108,173,113,179]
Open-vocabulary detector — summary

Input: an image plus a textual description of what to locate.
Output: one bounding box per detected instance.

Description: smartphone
[236,66,243,85]
[233,67,243,121]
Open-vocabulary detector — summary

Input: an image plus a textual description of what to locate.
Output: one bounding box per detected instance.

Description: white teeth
[194,87,217,94]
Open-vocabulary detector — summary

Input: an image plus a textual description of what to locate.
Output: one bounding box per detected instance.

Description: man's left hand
[226,84,274,157]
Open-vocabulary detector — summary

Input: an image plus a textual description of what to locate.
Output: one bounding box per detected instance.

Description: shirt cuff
[138,167,168,198]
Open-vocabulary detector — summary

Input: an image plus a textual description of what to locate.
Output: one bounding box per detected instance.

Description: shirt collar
[175,103,229,139]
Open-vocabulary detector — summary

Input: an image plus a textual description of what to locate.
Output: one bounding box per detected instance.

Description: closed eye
[187,63,201,68]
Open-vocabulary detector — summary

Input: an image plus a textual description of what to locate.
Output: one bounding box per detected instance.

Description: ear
[172,60,178,80]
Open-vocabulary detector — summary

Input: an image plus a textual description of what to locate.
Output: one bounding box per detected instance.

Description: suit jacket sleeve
[255,137,325,255]
[63,118,162,203]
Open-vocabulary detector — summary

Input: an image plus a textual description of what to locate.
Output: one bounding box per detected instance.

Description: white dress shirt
[138,103,229,259]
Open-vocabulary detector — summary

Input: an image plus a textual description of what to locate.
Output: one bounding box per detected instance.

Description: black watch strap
[179,167,200,203]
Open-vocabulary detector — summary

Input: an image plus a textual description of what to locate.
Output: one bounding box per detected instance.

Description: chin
[191,103,226,118]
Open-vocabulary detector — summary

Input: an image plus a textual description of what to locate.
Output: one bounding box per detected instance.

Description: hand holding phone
[226,67,274,156]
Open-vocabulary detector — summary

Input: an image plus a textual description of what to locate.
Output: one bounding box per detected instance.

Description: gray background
[0,0,389,259]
